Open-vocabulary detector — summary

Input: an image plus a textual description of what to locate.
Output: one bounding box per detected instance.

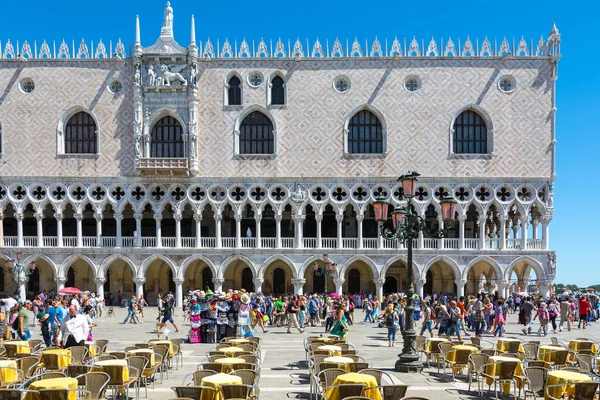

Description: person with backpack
[493,300,506,337]
[446,300,462,341]
[384,303,399,347]
[160,294,179,332]
[363,299,374,323]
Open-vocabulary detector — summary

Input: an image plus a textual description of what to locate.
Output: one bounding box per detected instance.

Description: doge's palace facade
[0,2,559,305]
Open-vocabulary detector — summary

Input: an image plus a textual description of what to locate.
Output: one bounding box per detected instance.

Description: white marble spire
[135,15,141,46]
[190,14,196,46]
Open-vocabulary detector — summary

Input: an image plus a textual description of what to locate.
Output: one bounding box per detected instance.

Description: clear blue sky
[1,0,598,285]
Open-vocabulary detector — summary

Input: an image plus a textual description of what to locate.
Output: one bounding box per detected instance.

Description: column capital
[478,215,487,223]
[252,277,264,285]
[292,215,305,222]
[333,278,345,286]
[234,214,243,222]
[153,214,163,221]
[54,213,64,221]
[173,278,185,285]
[15,213,24,221]
[214,214,223,222]
[94,213,103,222]
[133,277,146,285]
[356,215,364,223]
[454,279,468,286]
[315,215,323,222]
[496,279,510,287]
[54,277,67,285]
[335,215,344,223]
[74,213,83,221]
[134,213,143,221]
[193,214,202,222]
[499,214,509,222]
[94,277,106,285]
[415,279,427,286]
[212,277,225,285]
[458,215,467,222]
[373,278,386,286]
[114,213,124,221]
[291,278,306,286]
[254,215,262,222]
[275,215,283,222]
[34,213,44,221]
[173,214,183,222]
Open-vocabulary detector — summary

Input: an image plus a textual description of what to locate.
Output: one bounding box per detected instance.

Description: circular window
[247,71,264,88]
[498,74,516,93]
[333,75,351,93]
[19,78,35,94]
[404,75,421,92]
[109,79,123,94]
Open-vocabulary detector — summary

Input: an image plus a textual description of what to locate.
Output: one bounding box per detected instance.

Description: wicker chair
[551,350,572,369]
[0,388,39,399]
[577,354,594,372]
[63,364,90,385]
[324,384,366,399]
[127,356,149,398]
[76,372,109,400]
[506,341,522,354]
[576,341,596,355]
[123,346,140,353]
[230,362,256,372]
[522,343,539,360]
[400,397,431,400]
[314,368,346,399]
[16,356,40,379]
[342,397,371,400]
[0,367,23,388]
[94,340,109,354]
[37,388,91,400]
[171,386,216,400]
[229,369,260,397]
[200,362,222,374]
[104,365,139,400]
[468,353,489,394]
[546,381,599,400]
[347,362,370,373]
[237,354,259,365]
[527,360,551,369]
[480,361,518,400]
[153,345,171,382]
[444,349,472,382]
[220,383,254,400]
[28,340,43,351]
[68,346,88,365]
[107,351,127,360]
[357,369,393,386]
[523,366,549,400]
[480,349,497,357]
[134,343,150,349]
[181,369,216,386]
[341,349,358,356]
[373,384,409,400]
[38,372,66,380]
[171,338,184,368]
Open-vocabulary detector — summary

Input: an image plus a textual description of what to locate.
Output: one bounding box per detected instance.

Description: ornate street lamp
[374,171,457,372]
[313,254,337,294]
[6,251,37,298]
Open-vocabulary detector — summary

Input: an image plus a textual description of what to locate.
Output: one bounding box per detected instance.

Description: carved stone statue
[547,181,554,208]
[160,64,187,86]
[189,62,197,85]
[134,136,142,159]
[189,138,197,159]
[134,63,141,86]
[291,185,307,202]
[547,251,557,275]
[161,1,174,37]
[146,65,156,86]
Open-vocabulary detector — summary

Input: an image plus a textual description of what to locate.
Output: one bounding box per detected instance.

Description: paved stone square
[58,307,600,399]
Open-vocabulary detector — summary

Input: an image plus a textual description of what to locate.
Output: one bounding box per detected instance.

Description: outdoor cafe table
[496,338,525,354]
[324,356,355,372]
[539,345,565,363]
[0,360,19,386]
[4,340,30,355]
[200,373,243,400]
[214,357,246,373]
[325,372,382,400]
[318,345,342,356]
[216,346,245,357]
[569,339,597,354]
[92,359,129,381]
[127,349,156,366]
[24,377,78,400]
[84,341,96,357]
[485,355,525,394]
[315,337,340,343]
[228,338,250,345]
[151,340,174,355]
[41,349,72,369]
[445,345,478,373]
[426,337,448,352]
[545,370,593,400]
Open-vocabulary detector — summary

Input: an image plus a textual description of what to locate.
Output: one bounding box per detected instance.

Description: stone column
[520,216,528,250]
[16,213,23,247]
[35,213,44,247]
[212,277,224,293]
[95,213,103,247]
[94,277,106,299]
[294,216,304,249]
[315,215,323,249]
[214,214,222,248]
[235,214,242,248]
[275,215,282,248]
[458,215,466,250]
[532,220,539,240]
[174,278,184,308]
[357,215,364,249]
[415,279,426,298]
[292,278,306,295]
[134,214,143,247]
[16,275,27,300]
[174,214,182,248]
[520,279,530,294]
[542,217,550,250]
[374,278,385,302]
[254,215,262,248]
[55,213,63,247]
[499,215,507,249]
[194,215,202,248]
[115,213,123,247]
[336,215,343,249]
[55,277,67,292]
[253,277,264,293]
[538,280,552,299]
[0,213,4,247]
[154,214,162,248]
[333,278,345,296]
[496,280,509,299]
[479,216,487,249]
[134,277,145,299]
[454,279,467,298]
[437,216,444,249]
[75,213,83,248]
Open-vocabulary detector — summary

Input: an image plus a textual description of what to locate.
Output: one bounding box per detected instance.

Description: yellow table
[324,356,355,372]
[214,357,246,373]
[314,337,335,343]
[92,359,129,381]
[545,370,592,400]
[325,372,382,400]
[0,360,19,385]
[228,338,250,345]
[569,340,597,354]
[496,338,525,354]
[318,345,342,356]
[426,337,448,352]
[485,356,524,394]
[85,341,96,357]
[446,345,478,362]
[41,349,72,369]
[5,341,30,355]
[24,377,78,400]
[217,346,245,357]
[539,345,565,363]
[127,349,156,366]
[200,372,243,400]
[152,340,174,355]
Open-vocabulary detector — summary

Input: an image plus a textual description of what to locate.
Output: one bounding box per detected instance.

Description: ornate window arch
[224,72,243,106]
[343,105,387,155]
[234,105,277,156]
[150,116,185,158]
[267,72,286,106]
[450,105,494,155]
[238,111,274,155]
[56,106,100,155]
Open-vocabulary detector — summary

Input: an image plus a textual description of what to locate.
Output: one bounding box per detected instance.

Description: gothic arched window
[347,110,383,154]
[453,110,488,154]
[239,111,274,154]
[271,76,285,105]
[150,116,184,158]
[228,76,242,106]
[64,112,97,154]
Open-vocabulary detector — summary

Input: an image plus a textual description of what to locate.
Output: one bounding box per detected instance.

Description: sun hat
[240,293,250,305]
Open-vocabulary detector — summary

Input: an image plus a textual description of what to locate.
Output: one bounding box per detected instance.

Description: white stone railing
[321,238,337,248]
[182,237,195,248]
[23,236,37,247]
[465,239,479,250]
[343,238,358,249]
[82,236,97,247]
[162,237,176,247]
[63,236,77,247]
[527,239,543,249]
[241,238,255,248]
[43,236,58,247]
[444,239,459,249]
[103,237,116,247]
[303,238,317,248]
[222,238,235,248]
[281,238,294,248]
[122,237,135,247]
[200,237,216,248]
[261,238,276,248]
[424,238,438,249]
[362,238,378,249]
[142,237,156,247]
[506,239,521,249]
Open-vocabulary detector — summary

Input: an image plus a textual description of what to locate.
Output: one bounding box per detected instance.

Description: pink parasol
[59,287,82,295]
[329,292,340,298]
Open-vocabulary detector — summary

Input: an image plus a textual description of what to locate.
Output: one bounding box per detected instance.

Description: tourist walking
[286,296,305,334]
[36,306,52,346]
[384,303,399,347]
[535,302,550,336]
[559,297,572,331]
[493,300,506,337]
[446,300,462,341]
[17,300,33,340]
[578,296,591,329]
[123,295,138,324]
[160,294,179,332]
[330,302,349,339]
[521,297,535,335]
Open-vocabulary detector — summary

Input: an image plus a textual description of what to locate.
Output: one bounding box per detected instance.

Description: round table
[127,349,156,366]
[545,370,592,400]
[446,345,478,362]
[539,345,565,363]
[214,357,246,373]
[92,359,129,381]
[569,340,597,354]
[426,337,448,352]
[496,338,525,354]
[325,372,382,400]
[314,337,335,343]
[84,341,96,357]
[318,345,342,356]
[41,349,72,369]
[24,377,78,400]
[5,340,30,355]
[324,356,355,371]
[485,355,524,394]
[0,360,19,385]
[228,338,250,345]
[216,346,245,356]
[151,340,174,355]
[200,373,243,400]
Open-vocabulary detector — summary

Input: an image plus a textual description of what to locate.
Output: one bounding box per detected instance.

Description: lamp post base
[395,355,423,373]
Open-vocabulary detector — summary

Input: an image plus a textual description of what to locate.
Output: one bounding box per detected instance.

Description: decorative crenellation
[0,38,126,59]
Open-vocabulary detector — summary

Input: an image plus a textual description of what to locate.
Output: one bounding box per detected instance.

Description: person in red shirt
[578,296,591,330]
